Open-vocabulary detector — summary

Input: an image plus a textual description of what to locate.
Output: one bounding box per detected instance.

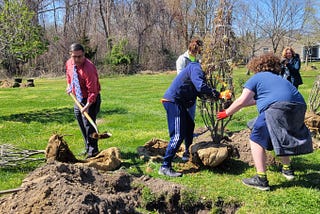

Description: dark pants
[162,101,194,168]
[74,94,101,156]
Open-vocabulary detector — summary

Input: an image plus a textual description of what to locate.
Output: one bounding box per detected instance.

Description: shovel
[70,93,112,139]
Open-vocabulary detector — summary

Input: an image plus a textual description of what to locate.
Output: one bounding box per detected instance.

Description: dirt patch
[222,128,278,166]
[0,134,215,213]
[0,162,213,213]
[45,134,122,171]
[139,128,277,167]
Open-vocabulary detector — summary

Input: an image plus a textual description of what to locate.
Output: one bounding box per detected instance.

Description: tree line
[0,0,319,77]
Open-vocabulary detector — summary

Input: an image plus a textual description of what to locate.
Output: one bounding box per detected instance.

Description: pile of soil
[191,127,278,166]
[139,128,277,170]
[0,162,213,213]
[223,129,278,166]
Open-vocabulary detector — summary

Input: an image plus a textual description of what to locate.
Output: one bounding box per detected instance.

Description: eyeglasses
[71,54,84,59]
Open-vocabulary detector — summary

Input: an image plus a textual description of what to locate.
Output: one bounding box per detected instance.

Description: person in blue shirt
[159,40,220,177]
[217,53,312,190]
[176,38,203,162]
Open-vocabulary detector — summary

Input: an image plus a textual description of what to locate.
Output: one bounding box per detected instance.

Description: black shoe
[281,168,295,181]
[193,133,200,138]
[242,175,270,191]
[158,167,182,177]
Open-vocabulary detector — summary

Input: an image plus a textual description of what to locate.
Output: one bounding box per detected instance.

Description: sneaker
[242,175,270,191]
[281,168,295,181]
[158,167,182,177]
[182,153,190,162]
[193,133,200,138]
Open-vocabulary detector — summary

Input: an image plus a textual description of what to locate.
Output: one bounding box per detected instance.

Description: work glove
[217,110,228,120]
[212,89,220,101]
[219,90,232,100]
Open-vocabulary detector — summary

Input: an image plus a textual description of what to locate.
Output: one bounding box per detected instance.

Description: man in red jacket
[66,43,101,159]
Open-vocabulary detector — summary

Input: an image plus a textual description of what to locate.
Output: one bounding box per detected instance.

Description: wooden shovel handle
[69,93,99,134]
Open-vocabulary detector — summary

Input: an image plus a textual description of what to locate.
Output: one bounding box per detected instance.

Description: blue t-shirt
[244,72,305,113]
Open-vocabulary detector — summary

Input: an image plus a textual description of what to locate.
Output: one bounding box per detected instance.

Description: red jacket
[66,58,101,104]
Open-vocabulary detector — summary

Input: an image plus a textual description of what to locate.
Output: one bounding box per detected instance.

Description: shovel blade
[91,132,112,139]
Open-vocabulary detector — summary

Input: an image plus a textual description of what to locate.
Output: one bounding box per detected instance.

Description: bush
[104,39,135,74]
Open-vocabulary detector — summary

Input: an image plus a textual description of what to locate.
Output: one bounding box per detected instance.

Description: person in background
[66,43,102,159]
[280,47,303,88]
[159,39,220,177]
[176,38,203,74]
[217,53,312,190]
[176,38,204,162]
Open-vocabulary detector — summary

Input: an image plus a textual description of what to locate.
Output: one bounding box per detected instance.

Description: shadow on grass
[176,158,251,176]
[120,151,145,177]
[0,108,74,124]
[0,107,127,124]
[206,158,251,175]
[101,107,128,116]
[271,157,320,190]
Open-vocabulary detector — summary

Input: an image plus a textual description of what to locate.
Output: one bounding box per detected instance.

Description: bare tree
[195,0,218,37]
[246,0,305,54]
[98,0,114,49]
[233,2,262,64]
[4,0,315,77]
[200,0,236,142]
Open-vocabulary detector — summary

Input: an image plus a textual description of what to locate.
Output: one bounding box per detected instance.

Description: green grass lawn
[0,66,319,213]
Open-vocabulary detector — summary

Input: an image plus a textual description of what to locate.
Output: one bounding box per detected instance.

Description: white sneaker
[158,167,182,177]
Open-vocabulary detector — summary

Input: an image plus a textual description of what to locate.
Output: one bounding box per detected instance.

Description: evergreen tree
[0,0,48,76]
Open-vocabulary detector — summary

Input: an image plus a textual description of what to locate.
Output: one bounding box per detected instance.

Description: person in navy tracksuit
[159,42,219,177]
[176,38,204,162]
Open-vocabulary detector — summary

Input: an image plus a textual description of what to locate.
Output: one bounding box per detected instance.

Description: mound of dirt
[138,128,277,167]
[45,134,122,171]
[0,162,213,213]
[223,128,278,166]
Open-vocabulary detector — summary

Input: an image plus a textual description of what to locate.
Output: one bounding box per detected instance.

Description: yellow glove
[219,90,232,100]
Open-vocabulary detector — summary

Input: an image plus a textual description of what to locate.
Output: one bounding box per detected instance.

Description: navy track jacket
[163,62,218,108]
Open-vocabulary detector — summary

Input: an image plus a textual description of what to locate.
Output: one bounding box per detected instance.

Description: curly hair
[282,47,295,58]
[247,53,282,74]
[188,38,203,55]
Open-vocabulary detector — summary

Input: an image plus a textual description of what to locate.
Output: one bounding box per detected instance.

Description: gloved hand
[219,90,232,100]
[212,89,220,101]
[217,110,228,120]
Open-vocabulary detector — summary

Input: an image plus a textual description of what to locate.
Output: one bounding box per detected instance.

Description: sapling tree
[200,0,236,143]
